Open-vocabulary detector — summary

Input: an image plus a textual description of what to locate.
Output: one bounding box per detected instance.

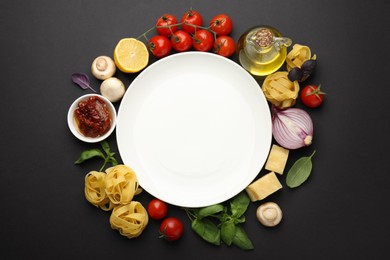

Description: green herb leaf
[191,218,221,246]
[74,142,119,171]
[74,149,105,164]
[230,192,250,218]
[197,204,225,220]
[101,141,111,155]
[286,150,316,188]
[232,225,254,250]
[220,221,236,246]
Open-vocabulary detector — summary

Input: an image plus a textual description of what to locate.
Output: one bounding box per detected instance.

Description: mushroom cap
[256,202,282,227]
[100,77,125,103]
[91,56,116,80]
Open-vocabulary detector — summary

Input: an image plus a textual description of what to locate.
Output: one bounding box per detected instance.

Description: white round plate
[116,52,272,207]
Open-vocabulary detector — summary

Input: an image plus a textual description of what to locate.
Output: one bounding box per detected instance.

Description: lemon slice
[114,38,149,73]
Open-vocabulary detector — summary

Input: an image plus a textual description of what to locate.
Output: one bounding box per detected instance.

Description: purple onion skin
[272,106,313,150]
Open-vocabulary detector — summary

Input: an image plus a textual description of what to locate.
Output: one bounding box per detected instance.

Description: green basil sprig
[286,150,316,188]
[75,141,118,171]
[185,192,254,250]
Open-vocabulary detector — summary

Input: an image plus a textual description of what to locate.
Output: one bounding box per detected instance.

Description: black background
[1,0,389,259]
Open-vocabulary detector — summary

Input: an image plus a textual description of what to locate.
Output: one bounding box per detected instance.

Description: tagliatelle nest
[84,165,143,211]
[85,171,113,211]
[286,44,315,71]
[262,71,299,109]
[104,165,142,205]
[109,201,149,239]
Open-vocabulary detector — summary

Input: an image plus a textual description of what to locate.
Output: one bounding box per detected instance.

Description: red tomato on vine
[214,35,235,57]
[209,14,233,36]
[193,29,214,52]
[180,9,203,34]
[156,14,178,37]
[171,30,192,52]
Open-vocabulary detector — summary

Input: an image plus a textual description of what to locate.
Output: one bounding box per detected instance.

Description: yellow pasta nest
[286,44,316,71]
[85,171,112,210]
[262,71,299,109]
[84,165,148,238]
[104,165,142,205]
[110,201,149,239]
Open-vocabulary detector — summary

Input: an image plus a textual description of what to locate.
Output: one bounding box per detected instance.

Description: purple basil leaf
[71,72,96,92]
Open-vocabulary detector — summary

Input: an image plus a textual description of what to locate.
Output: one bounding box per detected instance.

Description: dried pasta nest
[286,44,315,71]
[262,71,299,109]
[110,201,149,239]
[84,165,148,238]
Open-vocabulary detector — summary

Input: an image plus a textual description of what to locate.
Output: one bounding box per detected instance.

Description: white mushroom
[256,202,282,227]
[100,77,125,102]
[91,56,116,80]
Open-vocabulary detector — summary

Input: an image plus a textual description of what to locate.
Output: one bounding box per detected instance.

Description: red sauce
[74,96,111,137]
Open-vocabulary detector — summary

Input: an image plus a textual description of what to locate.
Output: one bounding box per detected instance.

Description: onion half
[272,106,313,150]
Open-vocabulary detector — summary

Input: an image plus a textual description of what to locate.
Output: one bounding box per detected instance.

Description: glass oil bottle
[237,26,292,76]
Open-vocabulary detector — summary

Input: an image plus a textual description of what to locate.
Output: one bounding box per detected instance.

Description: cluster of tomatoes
[147,10,235,59]
[147,198,184,241]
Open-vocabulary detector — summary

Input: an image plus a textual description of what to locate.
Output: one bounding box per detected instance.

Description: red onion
[272,106,313,150]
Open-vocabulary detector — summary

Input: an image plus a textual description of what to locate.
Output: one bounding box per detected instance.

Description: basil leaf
[75,149,105,164]
[191,219,221,246]
[286,150,316,188]
[232,225,254,250]
[71,72,96,92]
[220,221,236,246]
[197,204,224,219]
[230,192,250,218]
[101,141,112,156]
[234,215,246,224]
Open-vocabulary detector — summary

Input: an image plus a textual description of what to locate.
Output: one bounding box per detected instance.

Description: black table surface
[1,0,389,259]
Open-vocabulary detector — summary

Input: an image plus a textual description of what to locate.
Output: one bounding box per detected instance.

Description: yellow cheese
[245,172,282,201]
[265,144,289,175]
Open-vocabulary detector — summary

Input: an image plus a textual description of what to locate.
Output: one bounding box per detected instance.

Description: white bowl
[67,94,117,143]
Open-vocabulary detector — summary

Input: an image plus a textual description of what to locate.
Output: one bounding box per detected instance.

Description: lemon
[113,38,149,73]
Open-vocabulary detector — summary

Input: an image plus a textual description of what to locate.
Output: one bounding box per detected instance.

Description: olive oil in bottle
[237,26,292,76]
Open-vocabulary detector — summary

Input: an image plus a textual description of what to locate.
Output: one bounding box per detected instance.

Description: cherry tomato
[300,84,326,108]
[156,14,178,37]
[149,35,172,58]
[214,36,235,57]
[171,30,192,52]
[159,217,183,241]
[147,199,168,220]
[180,9,203,34]
[193,29,214,52]
[209,14,233,36]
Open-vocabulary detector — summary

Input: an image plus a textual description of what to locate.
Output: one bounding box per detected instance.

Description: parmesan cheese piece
[265,144,289,175]
[245,172,282,201]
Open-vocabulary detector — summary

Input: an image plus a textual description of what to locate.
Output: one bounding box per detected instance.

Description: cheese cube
[265,144,289,175]
[245,172,282,201]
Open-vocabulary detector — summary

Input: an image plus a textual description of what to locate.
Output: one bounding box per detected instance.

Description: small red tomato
[156,14,178,37]
[147,199,168,220]
[193,29,214,52]
[214,36,235,57]
[209,14,233,36]
[159,217,183,241]
[180,9,203,34]
[300,84,326,108]
[149,35,172,58]
[171,30,192,52]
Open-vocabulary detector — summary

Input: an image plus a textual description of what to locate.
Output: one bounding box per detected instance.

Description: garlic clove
[91,56,116,80]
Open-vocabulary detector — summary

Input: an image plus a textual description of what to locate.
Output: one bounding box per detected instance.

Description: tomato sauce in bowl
[67,94,116,143]
[74,96,111,137]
